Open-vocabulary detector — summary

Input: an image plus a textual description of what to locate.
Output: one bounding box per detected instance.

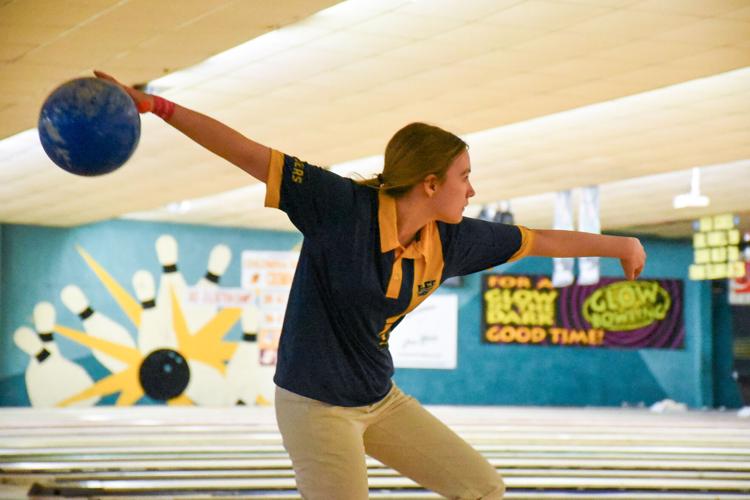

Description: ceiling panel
[0,0,749,239]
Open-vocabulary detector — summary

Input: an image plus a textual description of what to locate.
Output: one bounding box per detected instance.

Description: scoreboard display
[689,213,746,280]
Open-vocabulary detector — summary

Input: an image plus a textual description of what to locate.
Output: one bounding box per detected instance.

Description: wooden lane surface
[3,406,748,445]
[17,488,750,500]
[2,405,747,428]
[1,405,749,498]
[22,475,750,491]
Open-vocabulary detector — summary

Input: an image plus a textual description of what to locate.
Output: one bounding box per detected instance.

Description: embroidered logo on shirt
[292,158,305,184]
[417,280,436,296]
[379,330,390,348]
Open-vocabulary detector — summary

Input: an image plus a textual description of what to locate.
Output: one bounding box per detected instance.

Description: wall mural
[13,234,284,408]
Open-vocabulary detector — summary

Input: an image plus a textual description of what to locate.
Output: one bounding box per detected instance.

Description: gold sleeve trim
[508,226,534,262]
[264,149,284,209]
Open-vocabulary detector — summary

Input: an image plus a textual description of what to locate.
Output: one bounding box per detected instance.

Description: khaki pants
[275,384,505,500]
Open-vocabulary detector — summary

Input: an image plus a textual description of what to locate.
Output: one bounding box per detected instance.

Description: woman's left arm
[528,229,646,280]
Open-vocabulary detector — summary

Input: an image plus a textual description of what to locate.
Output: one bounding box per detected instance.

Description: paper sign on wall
[390,294,458,369]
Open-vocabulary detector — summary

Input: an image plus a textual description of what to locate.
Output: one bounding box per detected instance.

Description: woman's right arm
[95,71,271,183]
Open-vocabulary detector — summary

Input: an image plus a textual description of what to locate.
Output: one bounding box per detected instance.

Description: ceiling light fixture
[673,168,710,209]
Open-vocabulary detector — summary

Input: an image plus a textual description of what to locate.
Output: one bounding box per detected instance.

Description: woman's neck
[395,191,432,248]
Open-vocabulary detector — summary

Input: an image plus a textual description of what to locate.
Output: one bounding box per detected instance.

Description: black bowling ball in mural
[138,349,190,401]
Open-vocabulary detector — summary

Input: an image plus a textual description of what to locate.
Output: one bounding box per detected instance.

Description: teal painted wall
[0,220,301,406]
[0,221,740,408]
[394,238,741,409]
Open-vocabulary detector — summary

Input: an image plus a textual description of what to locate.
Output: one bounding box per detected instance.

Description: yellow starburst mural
[13,235,275,408]
[56,246,241,406]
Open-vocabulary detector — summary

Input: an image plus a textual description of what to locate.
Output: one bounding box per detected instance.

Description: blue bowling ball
[38,77,140,176]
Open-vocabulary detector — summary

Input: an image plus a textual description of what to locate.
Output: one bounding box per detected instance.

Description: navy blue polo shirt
[265,150,533,406]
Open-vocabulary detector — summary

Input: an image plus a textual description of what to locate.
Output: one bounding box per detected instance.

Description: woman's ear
[423,174,438,197]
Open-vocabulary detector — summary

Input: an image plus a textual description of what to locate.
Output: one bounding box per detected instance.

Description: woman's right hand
[619,237,646,281]
[94,70,154,113]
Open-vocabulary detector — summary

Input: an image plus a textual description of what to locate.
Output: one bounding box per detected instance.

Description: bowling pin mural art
[13,234,278,408]
[60,284,136,373]
[226,306,262,406]
[14,302,99,408]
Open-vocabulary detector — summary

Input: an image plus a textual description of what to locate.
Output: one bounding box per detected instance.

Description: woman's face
[431,149,475,224]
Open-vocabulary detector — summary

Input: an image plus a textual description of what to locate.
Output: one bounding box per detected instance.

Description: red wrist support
[151,96,175,121]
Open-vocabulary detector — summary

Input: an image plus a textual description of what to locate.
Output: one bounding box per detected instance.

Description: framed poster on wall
[390,293,458,369]
[482,274,684,349]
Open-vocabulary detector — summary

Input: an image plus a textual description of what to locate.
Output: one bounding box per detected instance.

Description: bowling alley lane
[1,405,749,499]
